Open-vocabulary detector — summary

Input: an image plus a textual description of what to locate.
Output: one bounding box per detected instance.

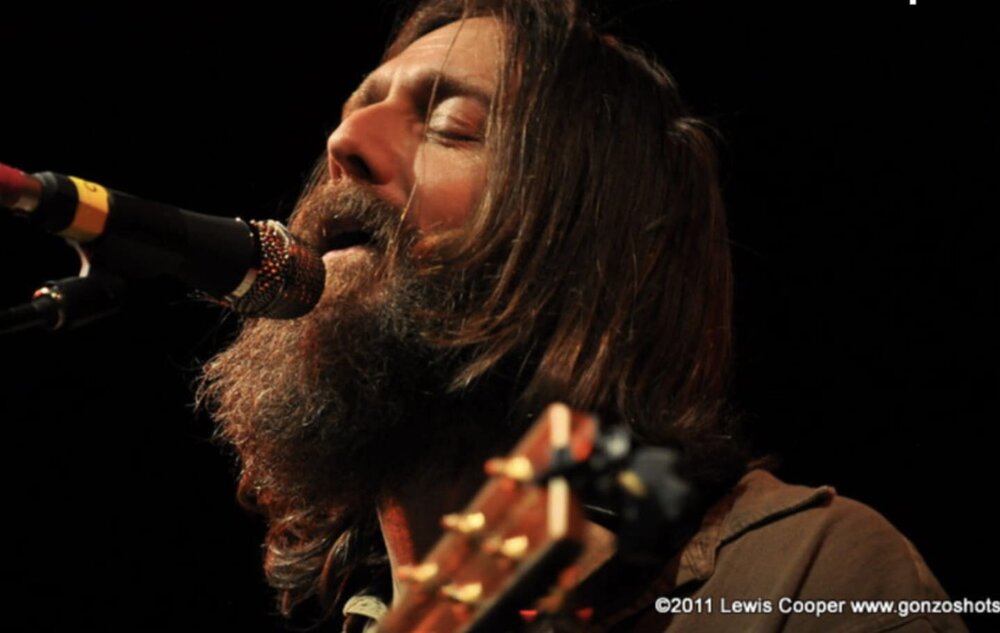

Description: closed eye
[426,97,486,144]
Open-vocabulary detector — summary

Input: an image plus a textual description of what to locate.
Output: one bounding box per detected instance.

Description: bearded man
[198,1,966,631]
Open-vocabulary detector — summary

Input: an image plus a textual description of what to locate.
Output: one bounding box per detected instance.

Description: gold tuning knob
[500,535,530,559]
[441,511,486,534]
[482,534,530,559]
[484,455,534,482]
[441,581,483,605]
[396,562,439,583]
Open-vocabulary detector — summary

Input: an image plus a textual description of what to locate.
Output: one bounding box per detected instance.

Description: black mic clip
[0,272,126,334]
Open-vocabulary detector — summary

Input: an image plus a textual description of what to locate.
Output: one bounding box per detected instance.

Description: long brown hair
[235,0,746,624]
[404,0,741,476]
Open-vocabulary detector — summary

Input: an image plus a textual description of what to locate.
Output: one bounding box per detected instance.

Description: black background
[1,1,996,631]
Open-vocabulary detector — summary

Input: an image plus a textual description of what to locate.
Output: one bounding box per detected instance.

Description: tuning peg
[441,511,486,534]
[396,562,439,583]
[441,581,483,605]
[501,535,530,559]
[483,534,530,559]
[484,455,534,482]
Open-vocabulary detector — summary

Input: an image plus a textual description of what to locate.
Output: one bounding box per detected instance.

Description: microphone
[0,162,324,319]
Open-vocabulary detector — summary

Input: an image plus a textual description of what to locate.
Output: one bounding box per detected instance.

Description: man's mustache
[289,179,410,256]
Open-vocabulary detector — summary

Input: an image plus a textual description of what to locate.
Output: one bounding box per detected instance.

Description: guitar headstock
[377,403,598,633]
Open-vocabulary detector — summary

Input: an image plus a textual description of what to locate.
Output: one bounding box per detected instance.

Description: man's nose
[326,103,411,188]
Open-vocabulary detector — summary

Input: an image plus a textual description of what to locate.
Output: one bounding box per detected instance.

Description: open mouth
[325,229,373,251]
[318,218,376,254]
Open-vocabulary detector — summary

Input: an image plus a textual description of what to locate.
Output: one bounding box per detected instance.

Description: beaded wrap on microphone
[226,219,324,318]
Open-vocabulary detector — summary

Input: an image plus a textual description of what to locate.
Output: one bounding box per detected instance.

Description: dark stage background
[1,2,995,631]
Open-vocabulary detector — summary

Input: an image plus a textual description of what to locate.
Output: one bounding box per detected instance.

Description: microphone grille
[226,219,324,318]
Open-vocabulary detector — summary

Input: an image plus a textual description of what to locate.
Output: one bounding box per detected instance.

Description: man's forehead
[363,18,502,97]
[340,17,503,120]
[396,16,503,63]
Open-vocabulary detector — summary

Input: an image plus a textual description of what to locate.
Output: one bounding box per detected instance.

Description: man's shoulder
[661,469,967,632]
[707,469,944,598]
[720,468,923,555]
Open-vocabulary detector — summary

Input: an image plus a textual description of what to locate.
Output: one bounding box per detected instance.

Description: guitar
[376,402,600,633]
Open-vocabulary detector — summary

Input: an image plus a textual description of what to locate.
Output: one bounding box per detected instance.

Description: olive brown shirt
[590,469,969,632]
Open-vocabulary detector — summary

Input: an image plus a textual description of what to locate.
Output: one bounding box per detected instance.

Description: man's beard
[198,180,519,519]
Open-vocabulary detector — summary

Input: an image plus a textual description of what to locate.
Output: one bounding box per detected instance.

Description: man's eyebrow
[341,68,494,120]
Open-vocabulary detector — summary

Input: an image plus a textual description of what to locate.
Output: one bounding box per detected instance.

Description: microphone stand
[0,242,126,334]
[0,272,126,334]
